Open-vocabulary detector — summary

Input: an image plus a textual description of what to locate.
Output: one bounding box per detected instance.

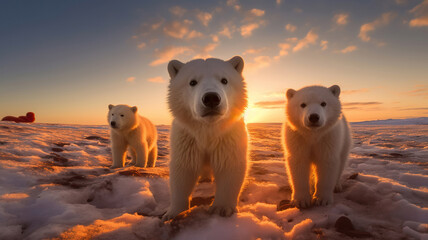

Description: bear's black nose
[309,114,319,123]
[202,92,221,108]
[110,121,116,127]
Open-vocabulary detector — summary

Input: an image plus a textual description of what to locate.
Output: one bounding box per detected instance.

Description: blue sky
[1,0,427,124]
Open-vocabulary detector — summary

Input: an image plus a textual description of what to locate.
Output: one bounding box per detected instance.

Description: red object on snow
[2,112,35,123]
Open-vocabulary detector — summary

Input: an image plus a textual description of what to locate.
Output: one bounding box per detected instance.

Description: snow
[0,122,427,239]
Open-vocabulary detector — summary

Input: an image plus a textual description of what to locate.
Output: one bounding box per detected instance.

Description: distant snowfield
[0,122,427,240]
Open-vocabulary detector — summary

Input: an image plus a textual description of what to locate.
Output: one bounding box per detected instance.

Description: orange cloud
[249,8,265,17]
[285,23,296,32]
[342,88,369,95]
[163,20,192,39]
[193,43,218,59]
[404,85,428,98]
[254,100,285,109]
[320,40,328,50]
[186,30,204,39]
[340,45,357,53]
[147,76,166,83]
[150,46,191,66]
[169,6,186,17]
[197,11,213,26]
[243,47,266,55]
[246,55,274,71]
[278,42,292,56]
[293,30,319,52]
[219,25,234,38]
[359,12,396,42]
[333,13,349,25]
[126,77,136,82]
[241,23,260,37]
[409,0,428,27]
[137,42,146,49]
[227,0,241,11]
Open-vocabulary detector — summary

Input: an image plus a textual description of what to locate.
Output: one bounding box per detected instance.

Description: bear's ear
[131,106,138,113]
[108,104,114,110]
[227,56,244,74]
[168,60,184,79]
[329,85,341,98]
[286,89,296,100]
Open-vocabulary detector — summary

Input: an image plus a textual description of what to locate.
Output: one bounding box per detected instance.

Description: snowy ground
[0,122,427,240]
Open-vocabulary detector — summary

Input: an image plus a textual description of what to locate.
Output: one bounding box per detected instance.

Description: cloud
[342,88,369,95]
[126,77,136,83]
[254,100,285,109]
[359,12,396,42]
[227,0,241,11]
[241,23,260,37]
[169,6,186,17]
[246,55,274,71]
[278,42,292,56]
[163,20,192,39]
[293,30,319,52]
[193,43,218,59]
[186,30,204,39]
[339,45,357,53]
[242,47,266,55]
[276,0,282,5]
[409,0,428,27]
[404,85,428,98]
[285,24,296,32]
[196,11,213,26]
[342,102,382,107]
[137,42,146,49]
[320,40,328,51]
[150,46,191,66]
[147,76,166,83]
[249,8,265,17]
[219,25,234,38]
[333,13,349,25]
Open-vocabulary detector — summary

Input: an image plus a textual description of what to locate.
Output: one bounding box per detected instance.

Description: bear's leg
[313,155,339,206]
[209,145,247,217]
[129,147,137,165]
[132,142,148,168]
[111,138,127,168]
[286,155,312,208]
[146,146,158,167]
[162,164,200,221]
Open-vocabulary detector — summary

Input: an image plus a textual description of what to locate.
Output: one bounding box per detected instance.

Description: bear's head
[167,56,247,126]
[286,85,342,131]
[107,104,138,131]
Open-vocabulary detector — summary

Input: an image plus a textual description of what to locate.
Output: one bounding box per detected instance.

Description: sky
[0,0,427,125]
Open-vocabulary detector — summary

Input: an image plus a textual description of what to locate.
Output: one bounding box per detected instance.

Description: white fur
[283,85,351,208]
[163,56,248,220]
[107,104,158,168]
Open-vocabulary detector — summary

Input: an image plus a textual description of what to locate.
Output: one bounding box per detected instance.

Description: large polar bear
[108,104,158,168]
[162,56,248,220]
[283,85,351,208]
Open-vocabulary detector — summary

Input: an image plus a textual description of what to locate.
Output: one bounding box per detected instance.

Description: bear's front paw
[209,205,237,217]
[291,194,312,209]
[313,195,334,206]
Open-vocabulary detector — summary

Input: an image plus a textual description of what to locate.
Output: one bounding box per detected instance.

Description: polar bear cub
[108,104,158,168]
[162,56,249,220]
[283,85,351,208]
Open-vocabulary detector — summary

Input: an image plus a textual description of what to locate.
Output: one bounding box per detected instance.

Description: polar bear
[162,56,248,220]
[107,104,158,168]
[283,85,351,208]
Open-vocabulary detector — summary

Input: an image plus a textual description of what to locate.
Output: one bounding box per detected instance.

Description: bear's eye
[111,114,114,116]
[120,114,124,117]
[189,79,198,86]
[221,78,228,85]
[321,102,327,107]
[300,103,306,108]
